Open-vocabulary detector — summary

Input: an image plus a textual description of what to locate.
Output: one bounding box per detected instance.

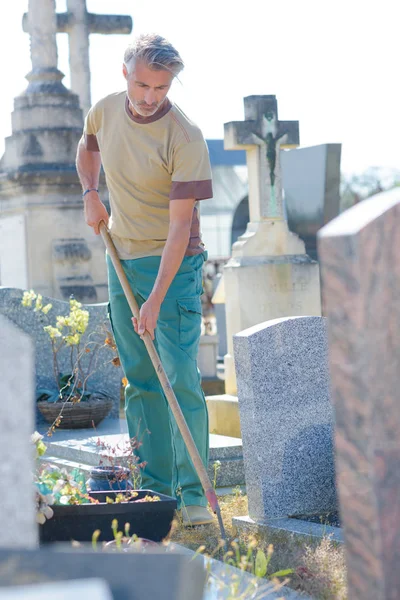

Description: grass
[168,489,347,599]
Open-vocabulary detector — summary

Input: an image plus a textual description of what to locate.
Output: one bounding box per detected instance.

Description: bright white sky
[0,0,398,174]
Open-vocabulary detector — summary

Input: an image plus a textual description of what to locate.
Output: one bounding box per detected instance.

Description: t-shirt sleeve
[83,105,100,152]
[170,139,213,200]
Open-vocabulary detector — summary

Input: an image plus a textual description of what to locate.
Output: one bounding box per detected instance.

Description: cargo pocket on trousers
[177,297,202,360]
[106,303,118,346]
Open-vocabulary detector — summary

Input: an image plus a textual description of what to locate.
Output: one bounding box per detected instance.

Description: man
[76,34,213,525]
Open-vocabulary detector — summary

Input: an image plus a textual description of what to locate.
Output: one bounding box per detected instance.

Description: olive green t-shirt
[83,92,213,259]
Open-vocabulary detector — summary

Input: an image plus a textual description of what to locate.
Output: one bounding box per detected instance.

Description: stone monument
[222,95,321,395]
[0,0,126,301]
[318,188,400,600]
[22,0,133,116]
[282,143,342,260]
[233,316,336,522]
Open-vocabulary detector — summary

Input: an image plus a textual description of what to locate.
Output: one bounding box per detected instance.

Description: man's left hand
[132,295,161,341]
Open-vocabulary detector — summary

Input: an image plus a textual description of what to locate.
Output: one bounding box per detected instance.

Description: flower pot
[37,395,113,429]
[39,490,177,544]
[86,466,133,492]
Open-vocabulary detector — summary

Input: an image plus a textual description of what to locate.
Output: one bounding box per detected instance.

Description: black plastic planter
[40,490,177,544]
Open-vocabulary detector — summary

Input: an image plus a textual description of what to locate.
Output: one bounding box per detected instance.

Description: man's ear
[122,63,128,81]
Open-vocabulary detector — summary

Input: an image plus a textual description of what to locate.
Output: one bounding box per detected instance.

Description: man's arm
[76,136,109,235]
[133,198,196,340]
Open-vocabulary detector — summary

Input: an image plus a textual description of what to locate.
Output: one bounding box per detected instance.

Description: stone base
[223,250,321,395]
[206,394,241,438]
[233,514,343,545]
[231,516,343,589]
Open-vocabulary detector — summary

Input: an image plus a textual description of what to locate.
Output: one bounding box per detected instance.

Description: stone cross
[23,0,133,115]
[224,95,299,220]
[318,188,400,599]
[25,0,65,93]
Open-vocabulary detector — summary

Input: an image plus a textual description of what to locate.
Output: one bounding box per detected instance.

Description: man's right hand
[83,191,109,235]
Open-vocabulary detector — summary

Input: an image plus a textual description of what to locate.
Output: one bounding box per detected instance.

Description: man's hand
[131,295,161,341]
[84,191,109,235]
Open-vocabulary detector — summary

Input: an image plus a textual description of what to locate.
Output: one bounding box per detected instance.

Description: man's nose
[144,89,156,105]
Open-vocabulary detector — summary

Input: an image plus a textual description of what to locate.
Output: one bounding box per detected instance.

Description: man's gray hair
[124,34,184,77]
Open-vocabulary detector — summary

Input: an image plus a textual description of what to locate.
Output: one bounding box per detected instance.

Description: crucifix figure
[23,0,133,115]
[224,95,299,220]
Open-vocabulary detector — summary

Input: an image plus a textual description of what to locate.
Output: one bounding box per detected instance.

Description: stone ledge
[45,431,245,488]
[233,515,343,544]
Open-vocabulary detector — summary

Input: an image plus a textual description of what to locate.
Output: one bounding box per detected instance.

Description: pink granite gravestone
[318,188,400,600]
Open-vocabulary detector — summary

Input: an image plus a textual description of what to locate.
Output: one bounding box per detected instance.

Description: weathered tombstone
[282,143,342,260]
[223,96,321,395]
[23,0,133,116]
[318,188,400,600]
[0,315,38,548]
[233,316,336,520]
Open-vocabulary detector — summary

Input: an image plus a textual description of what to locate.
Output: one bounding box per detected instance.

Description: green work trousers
[106,252,209,508]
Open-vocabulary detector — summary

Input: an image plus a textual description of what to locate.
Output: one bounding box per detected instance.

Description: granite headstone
[282,143,342,260]
[0,315,38,547]
[233,316,336,519]
[318,187,400,600]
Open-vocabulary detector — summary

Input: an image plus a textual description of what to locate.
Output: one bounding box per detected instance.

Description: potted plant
[33,432,177,544]
[22,290,120,430]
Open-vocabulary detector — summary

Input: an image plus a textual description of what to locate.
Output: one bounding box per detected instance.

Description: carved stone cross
[25,0,66,94]
[23,0,133,115]
[224,95,299,220]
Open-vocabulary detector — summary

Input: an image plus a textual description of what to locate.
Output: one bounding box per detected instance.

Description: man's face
[123,59,174,118]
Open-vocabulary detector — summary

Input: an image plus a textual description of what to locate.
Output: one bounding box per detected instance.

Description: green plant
[95,427,149,491]
[205,538,293,600]
[33,432,158,526]
[22,290,121,432]
[33,431,96,524]
[104,492,160,504]
[213,460,221,490]
[91,520,154,552]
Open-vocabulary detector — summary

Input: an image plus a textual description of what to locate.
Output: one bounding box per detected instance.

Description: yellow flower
[64,333,81,346]
[69,299,82,310]
[21,290,37,307]
[56,316,67,329]
[34,294,43,312]
[43,325,62,339]
[71,308,89,334]
[41,303,52,315]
